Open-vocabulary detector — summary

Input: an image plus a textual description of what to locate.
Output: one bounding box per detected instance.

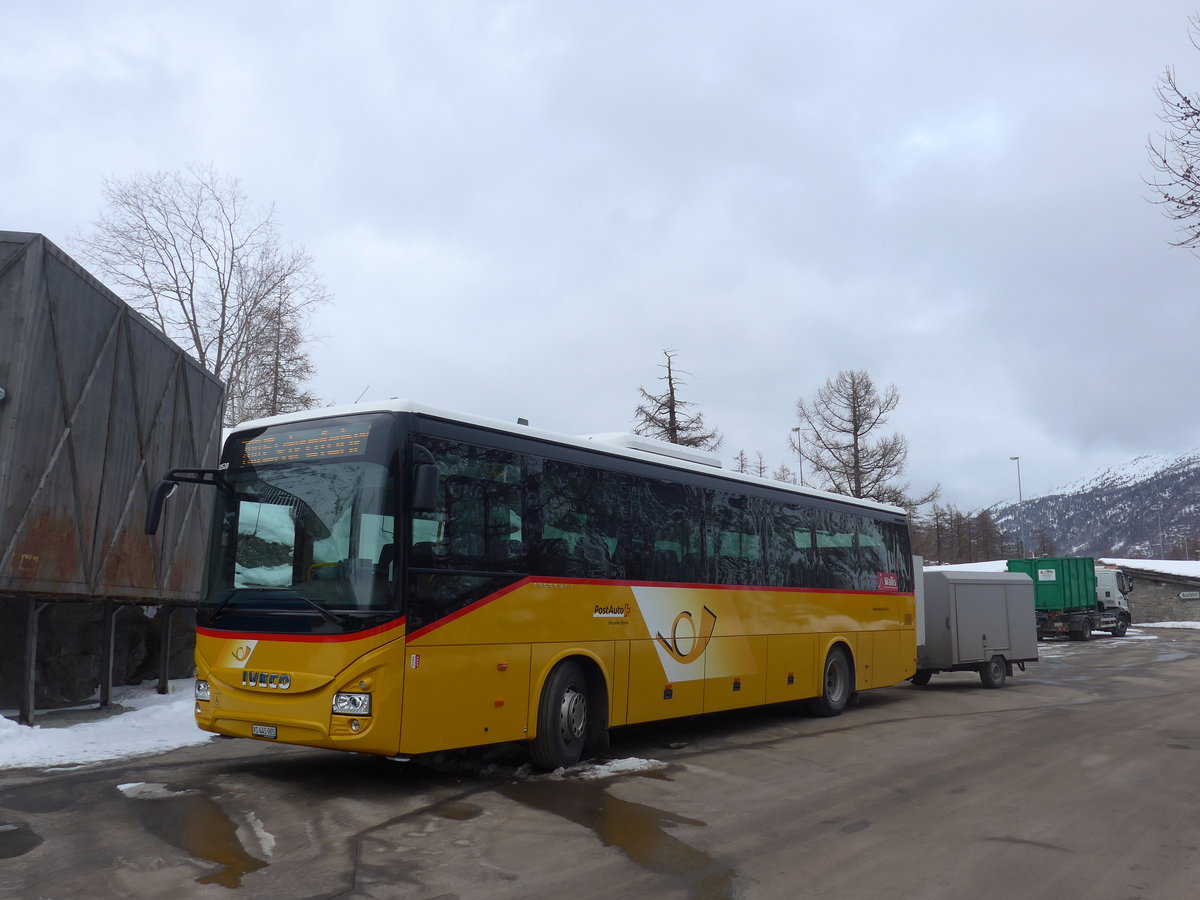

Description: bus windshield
[202,416,398,627]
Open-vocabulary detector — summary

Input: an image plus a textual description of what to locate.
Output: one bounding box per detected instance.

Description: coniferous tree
[754,452,769,478]
[1149,15,1200,250]
[790,370,937,507]
[633,349,723,450]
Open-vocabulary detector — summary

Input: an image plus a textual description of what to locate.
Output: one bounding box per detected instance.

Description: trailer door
[953,583,1011,662]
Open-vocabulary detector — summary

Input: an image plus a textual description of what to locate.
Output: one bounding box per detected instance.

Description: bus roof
[229,398,908,517]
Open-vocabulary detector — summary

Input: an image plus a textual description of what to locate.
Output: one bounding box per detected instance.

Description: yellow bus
[147,401,916,769]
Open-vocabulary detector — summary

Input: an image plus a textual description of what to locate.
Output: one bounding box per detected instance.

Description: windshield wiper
[291,594,349,626]
[207,587,348,626]
[208,587,259,621]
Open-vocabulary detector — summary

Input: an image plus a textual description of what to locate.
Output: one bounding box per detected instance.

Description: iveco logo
[242,671,292,689]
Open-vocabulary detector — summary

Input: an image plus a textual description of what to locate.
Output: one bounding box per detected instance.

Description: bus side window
[881,520,913,591]
[815,510,857,590]
[628,477,701,583]
[765,503,814,588]
[857,517,888,591]
[708,491,763,586]
[538,460,626,579]
[412,439,529,574]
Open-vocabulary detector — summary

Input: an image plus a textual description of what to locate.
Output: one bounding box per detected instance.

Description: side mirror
[145,480,178,534]
[144,467,224,534]
[412,463,439,512]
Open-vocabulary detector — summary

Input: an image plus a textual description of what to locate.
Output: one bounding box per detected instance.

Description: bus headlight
[332,692,372,716]
[195,680,211,701]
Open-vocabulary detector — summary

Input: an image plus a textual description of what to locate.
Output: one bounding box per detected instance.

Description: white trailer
[914,569,1039,688]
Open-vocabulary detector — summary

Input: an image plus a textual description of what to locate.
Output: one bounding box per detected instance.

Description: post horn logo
[232,645,253,662]
[655,606,717,664]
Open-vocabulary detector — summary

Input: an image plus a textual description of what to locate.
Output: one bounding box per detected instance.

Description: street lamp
[1010,456,1025,558]
[789,426,806,486]
[1151,503,1165,559]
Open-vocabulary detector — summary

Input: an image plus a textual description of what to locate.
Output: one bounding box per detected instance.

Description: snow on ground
[534,756,670,781]
[0,678,213,771]
[0,678,669,778]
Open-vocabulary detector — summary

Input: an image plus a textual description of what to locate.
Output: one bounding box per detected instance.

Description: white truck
[1093,566,1134,637]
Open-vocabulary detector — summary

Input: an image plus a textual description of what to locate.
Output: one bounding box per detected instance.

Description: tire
[529,660,589,770]
[910,670,933,686]
[979,655,1007,689]
[1080,618,1092,642]
[806,646,853,717]
[1111,617,1128,638]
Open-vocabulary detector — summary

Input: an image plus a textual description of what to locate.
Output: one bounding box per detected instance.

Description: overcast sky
[5,1,1199,510]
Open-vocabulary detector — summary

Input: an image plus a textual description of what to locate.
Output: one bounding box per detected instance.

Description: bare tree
[754,452,769,478]
[789,369,938,507]
[772,463,798,484]
[1148,15,1200,251]
[733,450,750,473]
[77,164,328,425]
[633,349,723,450]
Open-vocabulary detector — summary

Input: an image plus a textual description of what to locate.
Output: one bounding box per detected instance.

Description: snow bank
[0,679,213,771]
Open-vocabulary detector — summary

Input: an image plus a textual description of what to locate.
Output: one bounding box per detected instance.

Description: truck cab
[1095,566,1132,636]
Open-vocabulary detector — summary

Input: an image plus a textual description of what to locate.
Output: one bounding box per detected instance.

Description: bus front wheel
[806,646,852,717]
[530,660,589,770]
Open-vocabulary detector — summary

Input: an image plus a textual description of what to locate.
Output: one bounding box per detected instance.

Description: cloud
[6,0,1200,512]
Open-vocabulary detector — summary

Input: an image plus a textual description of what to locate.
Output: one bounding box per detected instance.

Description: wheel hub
[559,687,586,744]
[826,659,847,702]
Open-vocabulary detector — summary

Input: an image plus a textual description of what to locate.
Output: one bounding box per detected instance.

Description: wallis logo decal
[655,606,718,664]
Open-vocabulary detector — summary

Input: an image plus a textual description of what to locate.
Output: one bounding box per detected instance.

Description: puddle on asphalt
[0,782,80,814]
[118,783,267,889]
[432,800,483,821]
[498,779,734,899]
[0,822,43,859]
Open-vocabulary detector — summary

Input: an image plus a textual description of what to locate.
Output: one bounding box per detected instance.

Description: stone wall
[0,598,195,709]
[1127,573,1200,624]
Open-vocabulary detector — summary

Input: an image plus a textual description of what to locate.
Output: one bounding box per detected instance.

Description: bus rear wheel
[530,660,589,770]
[806,646,852,717]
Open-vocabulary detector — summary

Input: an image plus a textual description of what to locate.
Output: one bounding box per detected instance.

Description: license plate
[251,724,277,739]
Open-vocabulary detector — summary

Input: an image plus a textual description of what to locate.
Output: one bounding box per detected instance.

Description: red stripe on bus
[405,577,535,641]
[405,577,914,641]
[197,617,406,643]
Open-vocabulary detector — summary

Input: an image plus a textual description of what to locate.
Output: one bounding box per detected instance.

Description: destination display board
[240,423,372,465]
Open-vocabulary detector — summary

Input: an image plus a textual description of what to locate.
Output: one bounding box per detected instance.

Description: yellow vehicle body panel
[194,619,408,756]
[194,578,916,757]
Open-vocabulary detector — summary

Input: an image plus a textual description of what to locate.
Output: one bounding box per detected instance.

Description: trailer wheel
[806,646,852,717]
[1080,618,1092,641]
[979,655,1007,689]
[1111,618,1128,638]
[530,660,588,770]
[910,670,933,686]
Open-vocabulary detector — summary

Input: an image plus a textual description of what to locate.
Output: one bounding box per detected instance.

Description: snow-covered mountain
[989,450,1200,557]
